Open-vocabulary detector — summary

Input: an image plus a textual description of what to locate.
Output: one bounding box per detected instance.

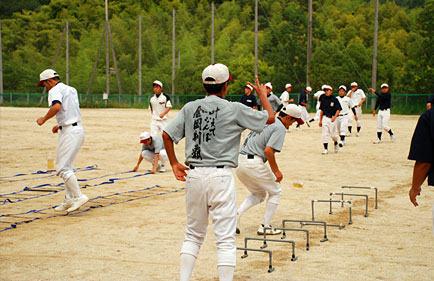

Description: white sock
[237,195,261,217]
[263,201,278,226]
[218,265,235,281]
[180,253,196,281]
[66,174,83,198]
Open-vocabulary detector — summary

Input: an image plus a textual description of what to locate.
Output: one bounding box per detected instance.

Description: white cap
[245,84,253,91]
[265,82,272,90]
[381,83,389,88]
[306,86,312,92]
[351,82,358,87]
[202,63,233,84]
[323,85,333,91]
[280,104,304,125]
[139,131,151,142]
[153,80,163,88]
[285,83,292,89]
[321,84,327,90]
[339,85,347,91]
[37,69,59,87]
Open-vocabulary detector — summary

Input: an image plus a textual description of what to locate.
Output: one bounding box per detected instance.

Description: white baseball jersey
[48,82,82,126]
[149,93,172,120]
[280,91,290,106]
[337,96,354,115]
[314,90,324,101]
[347,89,366,105]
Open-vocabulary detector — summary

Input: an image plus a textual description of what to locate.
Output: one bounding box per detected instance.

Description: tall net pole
[172,8,175,96]
[372,0,379,90]
[138,14,142,96]
[211,2,215,64]
[105,0,110,96]
[66,20,69,85]
[306,0,313,87]
[254,0,258,76]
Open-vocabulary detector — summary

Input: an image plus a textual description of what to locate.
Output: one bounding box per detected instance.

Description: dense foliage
[1,0,433,96]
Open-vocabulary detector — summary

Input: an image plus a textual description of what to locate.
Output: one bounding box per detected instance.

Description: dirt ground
[0,106,433,281]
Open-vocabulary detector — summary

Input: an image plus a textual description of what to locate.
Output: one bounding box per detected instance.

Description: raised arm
[248,76,275,124]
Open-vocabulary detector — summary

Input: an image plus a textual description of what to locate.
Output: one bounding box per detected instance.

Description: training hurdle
[330,192,369,217]
[236,247,275,273]
[311,199,353,225]
[282,219,329,242]
[278,228,310,251]
[341,186,378,209]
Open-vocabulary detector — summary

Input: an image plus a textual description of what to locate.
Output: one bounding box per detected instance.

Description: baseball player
[308,85,326,124]
[296,86,312,129]
[370,84,395,144]
[280,83,295,107]
[133,131,168,173]
[240,84,258,109]
[162,64,275,281]
[346,82,366,137]
[336,85,357,147]
[319,85,342,154]
[149,80,172,137]
[35,69,88,212]
[236,104,304,236]
[258,82,282,113]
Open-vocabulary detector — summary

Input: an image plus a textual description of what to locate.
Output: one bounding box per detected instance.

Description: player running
[336,85,357,147]
[163,63,274,281]
[35,69,88,212]
[319,85,342,154]
[236,104,304,236]
[370,84,395,144]
[308,85,326,125]
[149,80,172,137]
[133,131,168,173]
[280,83,295,107]
[296,86,312,130]
[346,82,366,137]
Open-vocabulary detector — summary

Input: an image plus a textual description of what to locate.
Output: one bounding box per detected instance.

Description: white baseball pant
[150,119,168,137]
[313,103,321,121]
[56,123,85,199]
[299,105,309,121]
[236,154,281,226]
[141,149,168,165]
[181,167,237,267]
[322,116,338,143]
[377,109,391,132]
[336,114,349,136]
[348,107,362,127]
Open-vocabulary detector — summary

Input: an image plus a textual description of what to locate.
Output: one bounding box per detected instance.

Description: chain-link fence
[1,92,431,114]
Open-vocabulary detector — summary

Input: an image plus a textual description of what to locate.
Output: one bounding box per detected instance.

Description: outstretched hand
[409,186,421,207]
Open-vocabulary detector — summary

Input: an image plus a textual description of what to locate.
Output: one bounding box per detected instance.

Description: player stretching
[346,82,366,136]
[319,85,342,154]
[36,69,88,212]
[163,64,274,281]
[133,131,168,173]
[336,85,357,147]
[370,84,395,144]
[149,80,172,137]
[236,104,304,235]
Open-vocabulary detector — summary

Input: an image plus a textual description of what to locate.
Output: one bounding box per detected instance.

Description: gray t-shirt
[142,136,165,154]
[240,118,286,162]
[258,93,282,112]
[164,95,269,167]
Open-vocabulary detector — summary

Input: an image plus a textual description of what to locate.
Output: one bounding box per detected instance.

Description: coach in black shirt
[240,84,258,109]
[408,108,434,206]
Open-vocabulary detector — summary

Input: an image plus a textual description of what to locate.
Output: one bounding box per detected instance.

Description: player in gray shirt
[133,131,168,173]
[257,82,283,112]
[236,104,304,236]
[163,64,274,281]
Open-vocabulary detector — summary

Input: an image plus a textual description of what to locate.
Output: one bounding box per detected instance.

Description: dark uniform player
[319,85,342,154]
[240,84,258,109]
[427,94,434,110]
[369,84,395,144]
[296,86,312,129]
[408,108,434,238]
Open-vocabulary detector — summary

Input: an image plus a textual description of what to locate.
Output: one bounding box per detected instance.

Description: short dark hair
[52,76,60,82]
[203,80,227,94]
[278,111,288,118]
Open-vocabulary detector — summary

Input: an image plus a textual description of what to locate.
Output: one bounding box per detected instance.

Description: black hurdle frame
[277,228,310,251]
